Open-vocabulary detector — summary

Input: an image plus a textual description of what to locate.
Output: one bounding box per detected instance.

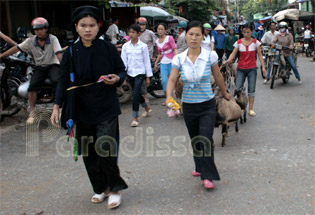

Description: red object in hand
[97,75,110,83]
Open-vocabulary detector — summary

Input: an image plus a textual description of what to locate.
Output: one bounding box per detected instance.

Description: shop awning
[259,16,273,23]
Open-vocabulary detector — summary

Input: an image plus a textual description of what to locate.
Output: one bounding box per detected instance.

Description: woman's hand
[223,59,231,65]
[51,104,61,128]
[262,67,267,77]
[223,92,231,101]
[146,77,150,87]
[154,63,158,71]
[104,74,120,85]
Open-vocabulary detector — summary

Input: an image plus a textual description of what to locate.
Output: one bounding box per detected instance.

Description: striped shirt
[172,48,218,103]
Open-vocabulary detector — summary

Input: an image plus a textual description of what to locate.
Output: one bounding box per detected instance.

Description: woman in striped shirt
[166,21,231,189]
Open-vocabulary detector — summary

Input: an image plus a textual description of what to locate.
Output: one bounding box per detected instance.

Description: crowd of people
[0,4,312,211]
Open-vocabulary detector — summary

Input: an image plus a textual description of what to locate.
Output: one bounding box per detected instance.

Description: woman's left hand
[103,74,120,85]
[223,92,231,101]
[262,67,267,77]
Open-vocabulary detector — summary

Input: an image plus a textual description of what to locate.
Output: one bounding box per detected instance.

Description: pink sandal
[192,170,201,177]
[203,180,215,189]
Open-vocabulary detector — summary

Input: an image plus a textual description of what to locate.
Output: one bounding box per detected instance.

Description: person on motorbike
[261,21,279,83]
[0,31,17,46]
[304,25,313,52]
[138,17,157,102]
[176,21,188,54]
[265,21,302,84]
[0,17,63,124]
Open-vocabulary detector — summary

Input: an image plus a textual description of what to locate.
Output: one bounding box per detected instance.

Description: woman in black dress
[51,6,127,209]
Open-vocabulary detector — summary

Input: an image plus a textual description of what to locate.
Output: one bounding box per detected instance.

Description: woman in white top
[166,21,231,190]
[201,23,214,51]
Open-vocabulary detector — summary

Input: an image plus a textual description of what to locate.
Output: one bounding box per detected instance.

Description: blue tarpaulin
[259,16,273,23]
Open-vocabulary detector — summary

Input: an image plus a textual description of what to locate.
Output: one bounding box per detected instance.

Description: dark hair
[112,17,118,23]
[270,21,277,25]
[242,23,253,31]
[157,23,167,30]
[186,20,204,35]
[129,24,141,33]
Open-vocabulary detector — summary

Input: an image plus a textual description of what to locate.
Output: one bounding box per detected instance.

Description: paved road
[0,56,314,215]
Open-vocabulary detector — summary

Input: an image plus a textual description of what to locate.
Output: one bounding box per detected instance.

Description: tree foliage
[98,0,162,9]
[240,0,286,21]
[164,0,218,23]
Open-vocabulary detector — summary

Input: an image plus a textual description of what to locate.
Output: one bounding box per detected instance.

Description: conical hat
[214,24,225,31]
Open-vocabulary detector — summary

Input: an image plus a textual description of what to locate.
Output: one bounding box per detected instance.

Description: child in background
[121,24,153,127]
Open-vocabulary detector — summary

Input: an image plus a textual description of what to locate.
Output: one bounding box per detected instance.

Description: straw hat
[214,24,225,31]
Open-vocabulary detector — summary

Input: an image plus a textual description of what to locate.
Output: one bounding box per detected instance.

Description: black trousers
[183,99,220,181]
[216,49,224,60]
[28,64,60,92]
[76,117,128,194]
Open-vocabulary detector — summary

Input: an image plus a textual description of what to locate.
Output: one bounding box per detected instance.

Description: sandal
[192,170,201,177]
[108,193,121,209]
[248,110,256,117]
[91,192,109,203]
[203,180,215,189]
[131,120,139,127]
[141,108,152,118]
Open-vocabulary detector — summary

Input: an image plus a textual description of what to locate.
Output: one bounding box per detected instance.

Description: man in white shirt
[261,21,279,45]
[176,21,188,54]
[106,18,119,44]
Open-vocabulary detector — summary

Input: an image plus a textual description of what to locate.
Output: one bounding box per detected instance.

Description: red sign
[180,6,183,15]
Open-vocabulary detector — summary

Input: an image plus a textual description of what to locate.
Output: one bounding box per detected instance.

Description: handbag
[60,42,76,132]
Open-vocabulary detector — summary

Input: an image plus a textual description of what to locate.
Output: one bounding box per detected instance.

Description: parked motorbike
[116,63,165,104]
[269,44,297,89]
[147,63,165,98]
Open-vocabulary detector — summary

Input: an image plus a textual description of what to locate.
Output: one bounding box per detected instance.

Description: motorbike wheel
[117,82,132,104]
[282,71,290,84]
[306,48,310,57]
[149,90,165,98]
[270,65,278,89]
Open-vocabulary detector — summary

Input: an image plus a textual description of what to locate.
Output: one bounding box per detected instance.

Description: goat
[234,88,248,124]
[213,86,242,147]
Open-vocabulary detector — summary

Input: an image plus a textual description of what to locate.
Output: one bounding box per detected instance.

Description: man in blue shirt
[213,24,226,61]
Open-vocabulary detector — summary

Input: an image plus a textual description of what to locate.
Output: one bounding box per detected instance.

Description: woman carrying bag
[50,6,127,209]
